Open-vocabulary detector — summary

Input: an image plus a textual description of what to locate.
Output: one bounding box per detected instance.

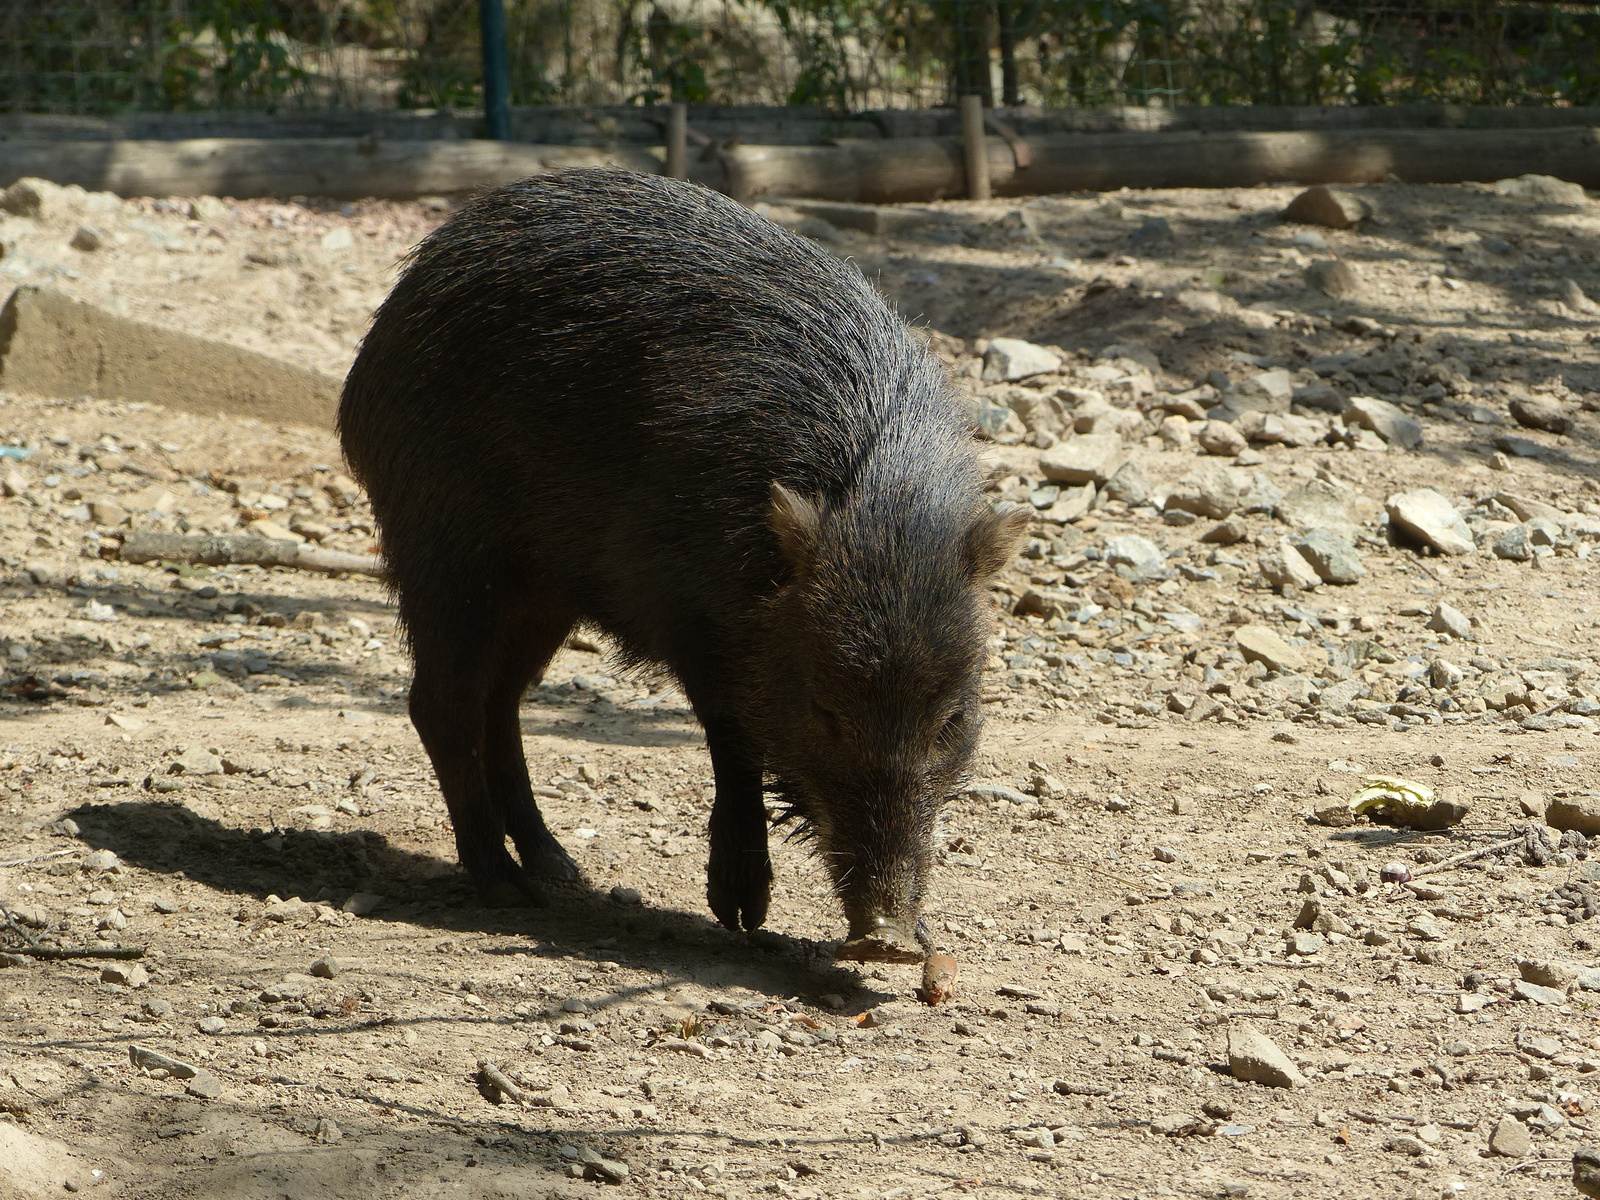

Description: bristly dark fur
[338,168,1027,937]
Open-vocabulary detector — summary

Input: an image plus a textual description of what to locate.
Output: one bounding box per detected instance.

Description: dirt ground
[3,171,1600,1200]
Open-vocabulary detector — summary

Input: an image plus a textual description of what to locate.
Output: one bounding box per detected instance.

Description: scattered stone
[0,179,43,216]
[1428,658,1464,688]
[1426,602,1473,641]
[101,963,148,989]
[1493,524,1535,561]
[1492,174,1588,205]
[1509,395,1573,434]
[983,338,1062,383]
[309,955,344,979]
[1547,794,1600,835]
[1258,540,1321,592]
[1292,529,1365,584]
[1202,517,1248,544]
[1486,1115,1535,1159]
[1316,677,1370,715]
[1305,259,1362,298]
[1275,480,1360,540]
[1165,461,1241,519]
[314,1118,342,1144]
[1196,420,1248,456]
[1285,931,1325,956]
[1563,279,1600,316]
[1520,959,1578,990]
[1227,1024,1307,1088]
[1222,369,1294,416]
[1102,460,1151,507]
[1235,624,1306,673]
[1345,396,1423,450]
[1130,216,1175,249]
[83,849,119,872]
[1104,534,1166,581]
[69,226,104,252]
[197,1015,227,1035]
[184,1070,224,1100]
[1284,185,1371,229]
[1039,434,1125,485]
[1387,489,1474,556]
[579,1146,631,1183]
[1512,979,1567,1006]
[129,1044,198,1079]
[170,746,223,776]
[341,892,383,916]
[1496,433,1544,458]
[609,885,643,905]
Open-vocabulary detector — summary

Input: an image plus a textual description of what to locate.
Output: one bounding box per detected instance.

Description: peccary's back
[338,169,980,650]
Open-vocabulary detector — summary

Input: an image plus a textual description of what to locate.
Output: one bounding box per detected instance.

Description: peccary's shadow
[65,799,869,1005]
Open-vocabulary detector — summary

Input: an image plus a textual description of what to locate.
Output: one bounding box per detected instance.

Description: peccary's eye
[811,701,841,738]
[940,708,968,741]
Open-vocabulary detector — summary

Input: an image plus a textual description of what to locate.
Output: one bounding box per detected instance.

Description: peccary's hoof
[708,850,773,932]
[476,876,546,908]
[521,834,580,883]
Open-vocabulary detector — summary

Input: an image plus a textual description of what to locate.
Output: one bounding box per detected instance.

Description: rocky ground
[2,171,1600,1199]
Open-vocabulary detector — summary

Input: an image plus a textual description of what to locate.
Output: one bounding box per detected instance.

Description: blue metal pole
[479,0,511,141]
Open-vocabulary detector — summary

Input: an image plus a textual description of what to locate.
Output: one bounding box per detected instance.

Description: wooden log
[0,137,661,200]
[119,531,383,576]
[3,126,1599,203]
[720,125,1600,203]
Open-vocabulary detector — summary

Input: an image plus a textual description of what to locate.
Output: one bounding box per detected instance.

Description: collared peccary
[338,169,1027,954]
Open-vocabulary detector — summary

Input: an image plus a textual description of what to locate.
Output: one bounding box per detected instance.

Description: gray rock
[1496,434,1544,457]
[1489,1115,1533,1157]
[1512,980,1566,1006]
[1098,342,1161,374]
[1235,624,1306,673]
[84,848,120,872]
[1510,395,1573,434]
[1292,529,1365,584]
[129,1044,199,1079]
[1196,420,1248,456]
[1306,259,1362,298]
[0,179,43,217]
[1285,931,1325,956]
[185,1069,225,1100]
[1102,460,1151,506]
[1492,174,1588,205]
[1426,602,1473,641]
[1039,434,1124,485]
[1276,480,1360,541]
[983,337,1062,383]
[1346,396,1423,450]
[101,963,149,989]
[1227,1024,1308,1088]
[1165,460,1241,519]
[1284,185,1371,229]
[1494,524,1535,561]
[197,1015,227,1035]
[1259,540,1321,592]
[1519,1032,1563,1058]
[1429,659,1465,688]
[1129,216,1175,249]
[1387,489,1474,556]
[1104,534,1166,579]
[1316,677,1370,714]
[170,746,223,776]
[609,885,644,905]
[975,403,1027,443]
[1548,795,1600,835]
[1562,278,1600,316]
[341,892,383,916]
[309,955,344,979]
[1202,517,1248,544]
[70,226,104,252]
[1222,369,1294,417]
[1252,413,1329,448]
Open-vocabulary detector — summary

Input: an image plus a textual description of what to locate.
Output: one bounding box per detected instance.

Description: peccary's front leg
[701,717,772,932]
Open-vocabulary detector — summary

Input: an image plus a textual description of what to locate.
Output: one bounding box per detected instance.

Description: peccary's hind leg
[408,626,536,908]
[700,715,773,932]
[483,604,580,885]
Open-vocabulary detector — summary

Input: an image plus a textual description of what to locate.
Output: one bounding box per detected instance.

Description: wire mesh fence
[2,1,1599,117]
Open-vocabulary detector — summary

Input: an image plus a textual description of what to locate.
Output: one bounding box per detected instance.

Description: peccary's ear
[965,502,1032,581]
[769,482,823,570]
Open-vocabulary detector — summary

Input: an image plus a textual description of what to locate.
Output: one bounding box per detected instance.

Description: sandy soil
[3,172,1600,1200]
